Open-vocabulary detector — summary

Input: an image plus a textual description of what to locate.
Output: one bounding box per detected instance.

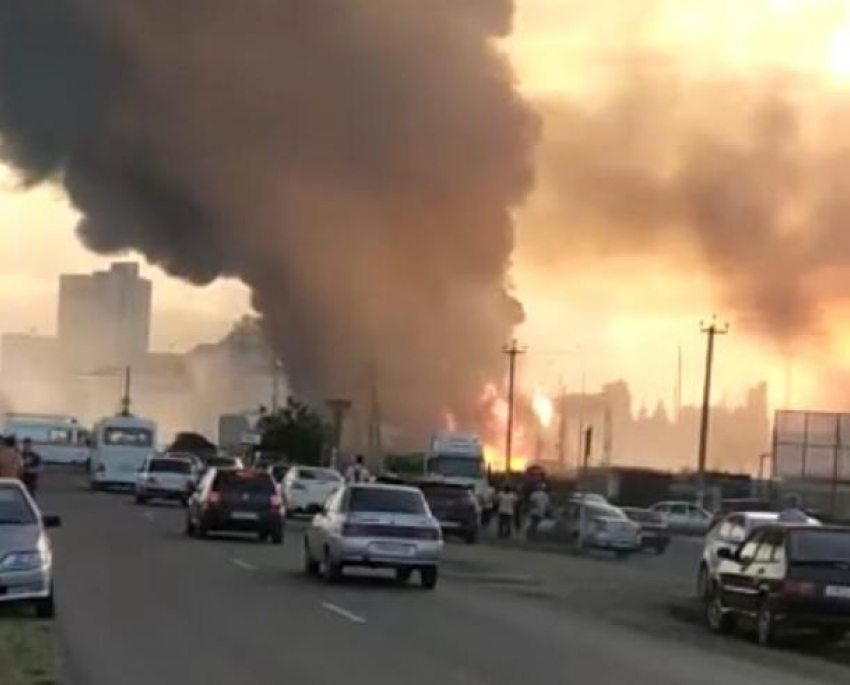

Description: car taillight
[783,580,818,597]
[207,492,221,506]
[270,494,282,511]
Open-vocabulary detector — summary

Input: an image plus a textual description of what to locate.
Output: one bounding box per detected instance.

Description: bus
[2,413,90,464]
[89,414,157,489]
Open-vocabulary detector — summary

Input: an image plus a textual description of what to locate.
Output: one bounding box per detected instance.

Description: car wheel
[395,568,412,585]
[420,567,438,590]
[34,589,55,619]
[465,531,478,545]
[197,520,209,539]
[756,598,778,647]
[654,542,667,555]
[818,627,845,645]
[696,564,710,600]
[706,588,736,634]
[185,516,196,537]
[304,541,320,576]
[614,550,630,560]
[270,529,283,545]
[135,494,147,505]
[323,548,342,584]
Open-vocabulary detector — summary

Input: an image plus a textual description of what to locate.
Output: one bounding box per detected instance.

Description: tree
[258,397,328,466]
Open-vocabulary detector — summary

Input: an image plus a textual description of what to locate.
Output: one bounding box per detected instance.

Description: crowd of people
[492,482,551,541]
[0,436,43,495]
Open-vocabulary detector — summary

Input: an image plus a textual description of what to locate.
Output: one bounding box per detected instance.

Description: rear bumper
[586,535,641,551]
[0,568,51,604]
[201,511,283,533]
[776,598,850,627]
[137,486,189,500]
[331,536,442,568]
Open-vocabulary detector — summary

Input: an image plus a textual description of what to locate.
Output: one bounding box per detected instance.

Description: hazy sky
[2,0,850,410]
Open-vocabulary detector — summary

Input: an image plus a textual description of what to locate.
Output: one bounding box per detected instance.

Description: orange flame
[532,386,555,428]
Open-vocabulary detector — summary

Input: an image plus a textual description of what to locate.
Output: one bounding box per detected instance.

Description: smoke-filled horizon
[0,0,538,432]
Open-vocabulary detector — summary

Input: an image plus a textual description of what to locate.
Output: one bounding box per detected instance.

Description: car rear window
[790,529,850,563]
[348,487,426,514]
[213,471,275,494]
[149,459,192,474]
[0,486,37,525]
[297,468,341,482]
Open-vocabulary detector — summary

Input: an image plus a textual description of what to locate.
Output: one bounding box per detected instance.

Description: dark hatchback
[708,524,850,645]
[185,468,283,544]
[622,507,670,554]
[417,482,480,544]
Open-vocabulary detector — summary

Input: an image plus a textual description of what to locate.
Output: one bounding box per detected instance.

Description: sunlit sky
[3,0,850,412]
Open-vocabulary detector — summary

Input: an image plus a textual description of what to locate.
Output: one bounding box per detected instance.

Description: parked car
[650,501,712,534]
[416,481,480,544]
[204,455,244,471]
[0,479,61,617]
[304,483,442,588]
[135,455,197,506]
[267,462,290,484]
[282,466,343,515]
[697,511,820,599]
[185,468,283,543]
[707,525,850,646]
[559,501,642,558]
[622,507,670,554]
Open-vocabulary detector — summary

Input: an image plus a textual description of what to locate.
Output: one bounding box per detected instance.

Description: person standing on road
[496,485,518,539]
[0,436,23,480]
[21,438,43,496]
[527,484,551,541]
[345,455,370,484]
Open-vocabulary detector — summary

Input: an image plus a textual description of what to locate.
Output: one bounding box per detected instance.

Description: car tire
[756,598,778,647]
[420,567,438,590]
[654,542,667,555]
[185,516,196,537]
[465,531,478,545]
[818,627,845,645]
[614,550,631,560]
[323,548,342,584]
[197,520,209,539]
[706,588,736,635]
[304,541,320,576]
[270,529,283,545]
[135,494,147,505]
[395,568,412,585]
[34,589,55,619]
[696,564,710,601]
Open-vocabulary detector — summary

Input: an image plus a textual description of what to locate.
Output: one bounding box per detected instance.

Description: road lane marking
[321,601,366,624]
[231,558,256,572]
[143,511,155,522]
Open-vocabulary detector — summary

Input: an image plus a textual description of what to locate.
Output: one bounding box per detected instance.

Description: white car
[696,510,820,599]
[650,501,712,535]
[282,466,343,515]
[135,456,197,506]
[304,483,443,588]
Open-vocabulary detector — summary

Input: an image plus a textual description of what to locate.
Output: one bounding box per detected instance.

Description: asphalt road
[37,472,850,685]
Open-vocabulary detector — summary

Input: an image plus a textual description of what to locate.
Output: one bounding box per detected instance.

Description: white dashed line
[142,511,155,522]
[321,601,366,624]
[231,558,257,572]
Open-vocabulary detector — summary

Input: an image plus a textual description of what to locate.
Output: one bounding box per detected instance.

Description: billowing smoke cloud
[0,1,538,436]
[529,65,850,343]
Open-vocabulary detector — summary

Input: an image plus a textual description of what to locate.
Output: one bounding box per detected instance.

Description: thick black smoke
[0,1,538,437]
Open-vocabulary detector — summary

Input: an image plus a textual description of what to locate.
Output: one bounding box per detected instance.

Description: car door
[667,503,689,530]
[709,515,746,574]
[720,529,766,612]
[687,505,712,534]
[190,470,213,523]
[308,487,342,557]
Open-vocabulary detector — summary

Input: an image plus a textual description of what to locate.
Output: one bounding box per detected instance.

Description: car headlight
[0,549,47,572]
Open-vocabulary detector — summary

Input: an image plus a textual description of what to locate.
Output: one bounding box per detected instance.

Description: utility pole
[675,343,683,422]
[120,366,132,416]
[697,315,729,504]
[502,338,526,475]
[270,359,283,413]
[326,399,352,469]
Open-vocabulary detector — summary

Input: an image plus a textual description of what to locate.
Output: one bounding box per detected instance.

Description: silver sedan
[304,483,443,589]
[0,478,61,617]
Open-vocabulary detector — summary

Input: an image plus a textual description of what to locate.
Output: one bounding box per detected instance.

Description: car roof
[348,482,421,495]
[0,477,26,489]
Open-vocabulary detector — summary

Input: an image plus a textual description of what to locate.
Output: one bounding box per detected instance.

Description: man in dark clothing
[21,438,42,496]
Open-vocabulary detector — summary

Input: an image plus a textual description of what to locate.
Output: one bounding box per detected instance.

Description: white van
[3,413,90,464]
[89,414,157,489]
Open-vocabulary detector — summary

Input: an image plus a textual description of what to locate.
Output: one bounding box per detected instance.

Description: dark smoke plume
[529,67,850,343]
[0,1,538,436]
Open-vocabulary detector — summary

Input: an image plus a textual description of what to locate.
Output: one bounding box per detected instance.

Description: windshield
[297,468,341,482]
[0,486,37,525]
[213,471,275,494]
[348,487,426,514]
[104,427,153,448]
[208,457,241,469]
[149,459,192,474]
[790,530,850,563]
[427,456,483,479]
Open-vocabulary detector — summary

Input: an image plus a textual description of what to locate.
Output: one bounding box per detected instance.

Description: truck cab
[426,433,489,507]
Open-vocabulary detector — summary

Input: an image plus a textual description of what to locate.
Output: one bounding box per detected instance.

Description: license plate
[371,542,414,556]
[439,520,461,529]
[825,585,850,599]
[231,512,259,521]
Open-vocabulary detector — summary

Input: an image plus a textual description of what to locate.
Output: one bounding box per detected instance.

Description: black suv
[417,482,480,544]
[708,524,850,645]
[186,468,283,544]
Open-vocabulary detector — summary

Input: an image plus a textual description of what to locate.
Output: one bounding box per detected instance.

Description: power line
[502,338,526,475]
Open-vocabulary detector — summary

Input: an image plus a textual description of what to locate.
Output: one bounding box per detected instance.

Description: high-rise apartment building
[57,262,152,370]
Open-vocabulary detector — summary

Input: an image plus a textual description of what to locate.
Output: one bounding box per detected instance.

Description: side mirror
[42,514,62,529]
[717,547,735,561]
